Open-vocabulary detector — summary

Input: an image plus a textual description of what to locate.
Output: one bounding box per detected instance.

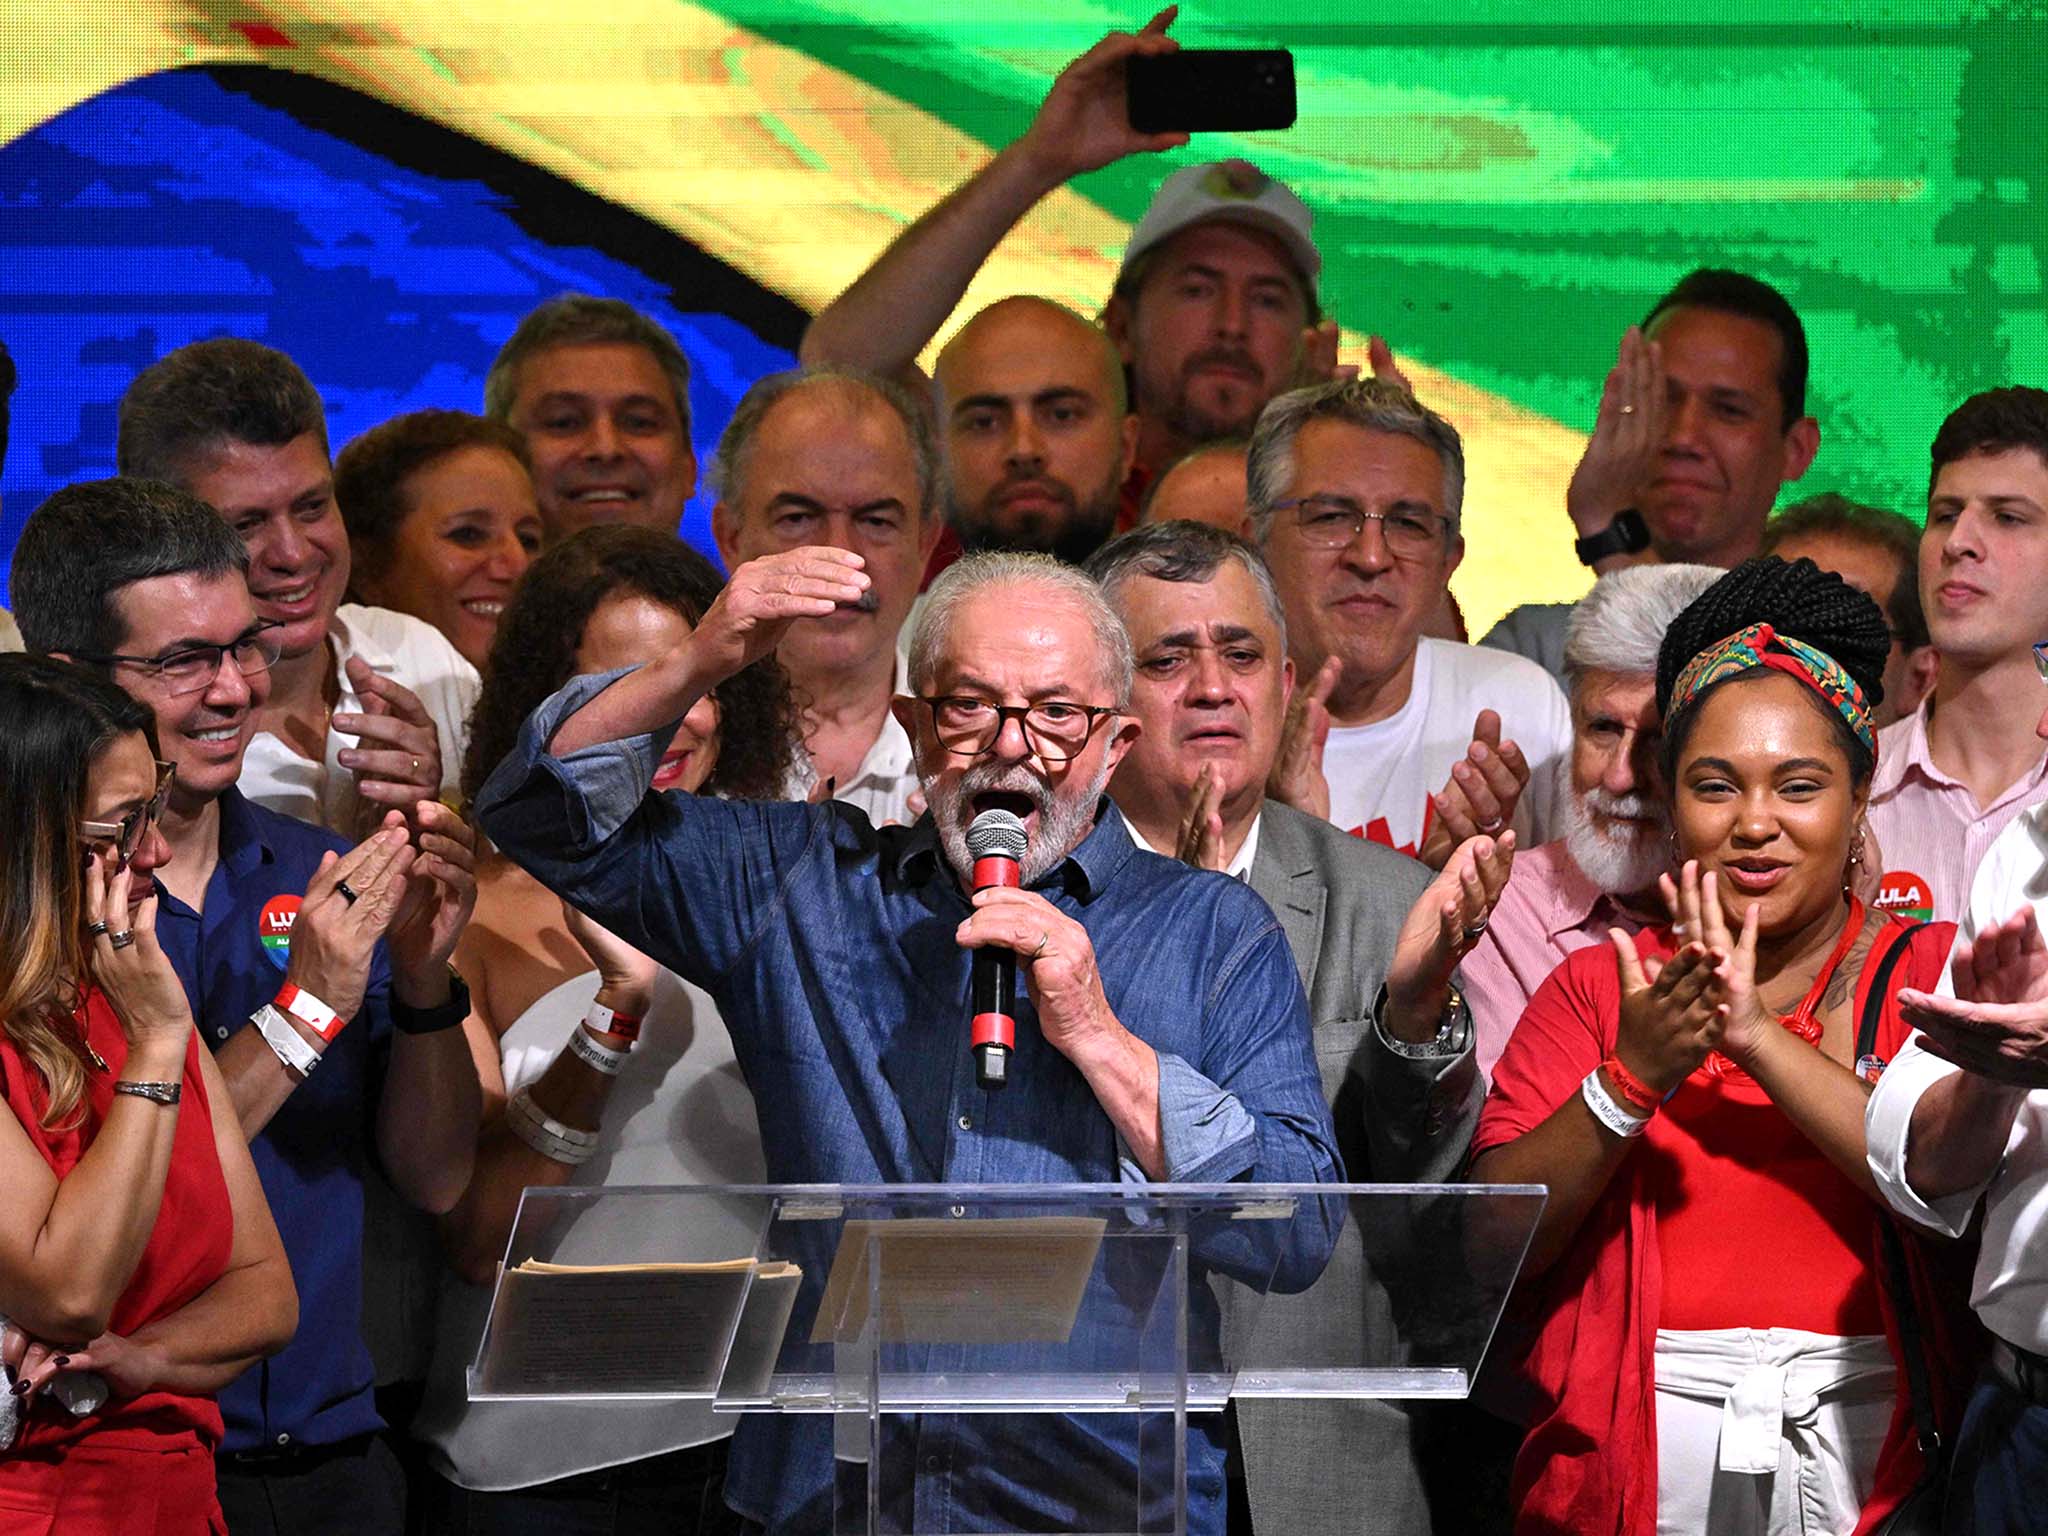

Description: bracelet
[584,1000,642,1045]
[566,1025,629,1077]
[393,969,471,1036]
[251,1003,323,1078]
[1601,1054,1664,1113]
[1581,1067,1652,1140]
[504,1087,599,1166]
[275,983,345,1043]
[112,1079,182,1107]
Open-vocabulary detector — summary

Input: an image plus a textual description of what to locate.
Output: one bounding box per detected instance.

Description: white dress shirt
[1866,799,2048,1353]
[1122,811,1262,882]
[240,604,480,834]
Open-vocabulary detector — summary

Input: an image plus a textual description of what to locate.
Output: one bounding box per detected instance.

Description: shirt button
[950,1204,966,1218]
[924,1455,941,1471]
[216,1027,230,1041]
[957,1114,973,1131]
[275,1433,291,1446]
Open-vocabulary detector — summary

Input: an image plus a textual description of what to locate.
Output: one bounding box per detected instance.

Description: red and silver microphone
[967,808,1028,1090]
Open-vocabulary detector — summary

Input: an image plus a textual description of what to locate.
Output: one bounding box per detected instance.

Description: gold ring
[1619,404,1637,415]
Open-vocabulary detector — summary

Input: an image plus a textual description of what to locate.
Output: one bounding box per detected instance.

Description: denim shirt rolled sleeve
[473,676,1341,1536]
[1867,1033,1985,1238]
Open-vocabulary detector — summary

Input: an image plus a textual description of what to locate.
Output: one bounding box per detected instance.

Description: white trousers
[1654,1327,1896,1536]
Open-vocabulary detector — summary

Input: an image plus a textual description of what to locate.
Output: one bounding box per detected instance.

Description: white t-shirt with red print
[1319,637,1572,857]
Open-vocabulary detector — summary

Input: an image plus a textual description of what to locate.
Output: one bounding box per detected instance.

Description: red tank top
[1,989,233,1451]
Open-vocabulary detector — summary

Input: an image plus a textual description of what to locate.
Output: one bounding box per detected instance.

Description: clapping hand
[1267,656,1338,821]
[1174,763,1229,872]
[1899,907,2048,1089]
[1416,711,1532,871]
[335,660,443,832]
[1660,860,1767,1065]
[387,802,479,1002]
[1384,831,1516,1042]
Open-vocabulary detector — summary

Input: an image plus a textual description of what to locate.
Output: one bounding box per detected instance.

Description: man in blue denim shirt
[476,544,1341,1533]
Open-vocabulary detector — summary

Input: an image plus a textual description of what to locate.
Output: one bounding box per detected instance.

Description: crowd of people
[2,15,2047,1536]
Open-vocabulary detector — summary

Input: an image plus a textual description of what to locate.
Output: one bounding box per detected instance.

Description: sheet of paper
[477,1259,799,1394]
[810,1216,1106,1346]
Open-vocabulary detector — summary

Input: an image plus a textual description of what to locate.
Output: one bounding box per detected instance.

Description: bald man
[933,295,1137,564]
[1139,439,1250,530]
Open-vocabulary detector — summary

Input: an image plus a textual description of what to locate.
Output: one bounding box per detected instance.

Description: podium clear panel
[470,1183,1543,1535]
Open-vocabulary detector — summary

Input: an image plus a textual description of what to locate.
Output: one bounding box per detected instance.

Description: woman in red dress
[1471,559,1979,1535]
[0,656,297,1534]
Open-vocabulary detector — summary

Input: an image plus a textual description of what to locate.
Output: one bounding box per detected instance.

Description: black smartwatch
[392,968,472,1036]
[1573,509,1651,567]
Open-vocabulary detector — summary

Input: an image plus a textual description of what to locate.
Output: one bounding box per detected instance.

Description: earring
[1843,825,1866,898]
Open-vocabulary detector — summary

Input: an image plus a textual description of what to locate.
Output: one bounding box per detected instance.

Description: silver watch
[1373,983,1473,1059]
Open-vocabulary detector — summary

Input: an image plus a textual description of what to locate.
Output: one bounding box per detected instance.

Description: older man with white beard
[474,544,1340,1536]
[1458,562,1719,1082]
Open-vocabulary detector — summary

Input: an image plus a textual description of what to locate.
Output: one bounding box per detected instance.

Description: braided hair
[1655,555,1892,785]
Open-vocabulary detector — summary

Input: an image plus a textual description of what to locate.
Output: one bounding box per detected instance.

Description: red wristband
[275,983,346,1044]
[584,1001,641,1044]
[1601,1054,1662,1113]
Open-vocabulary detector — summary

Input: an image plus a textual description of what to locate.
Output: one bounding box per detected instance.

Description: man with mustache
[474,545,1341,1534]
[711,367,942,827]
[931,296,1135,565]
[1459,561,1720,1082]
[484,294,699,541]
[1086,518,1509,1534]
[1864,386,2048,924]
[1481,269,1821,680]
[117,338,477,839]
[800,12,1350,528]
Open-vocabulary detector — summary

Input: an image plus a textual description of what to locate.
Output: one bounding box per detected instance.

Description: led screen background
[3,1,2042,633]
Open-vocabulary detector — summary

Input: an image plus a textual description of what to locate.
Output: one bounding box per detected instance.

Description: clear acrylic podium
[469,1182,1543,1534]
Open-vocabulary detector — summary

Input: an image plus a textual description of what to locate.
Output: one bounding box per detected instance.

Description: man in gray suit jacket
[1087,522,1512,1534]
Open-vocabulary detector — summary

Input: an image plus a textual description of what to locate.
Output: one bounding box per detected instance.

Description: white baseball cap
[1116,160,1320,301]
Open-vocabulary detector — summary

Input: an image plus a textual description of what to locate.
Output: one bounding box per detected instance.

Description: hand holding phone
[1126,49,1297,134]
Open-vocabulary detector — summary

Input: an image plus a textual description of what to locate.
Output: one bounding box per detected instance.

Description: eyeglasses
[80,760,176,869]
[916,696,1121,763]
[1272,495,1450,558]
[77,623,285,697]
[2034,641,2048,682]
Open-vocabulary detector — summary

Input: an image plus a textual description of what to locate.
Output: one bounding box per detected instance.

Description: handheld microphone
[966,808,1028,1090]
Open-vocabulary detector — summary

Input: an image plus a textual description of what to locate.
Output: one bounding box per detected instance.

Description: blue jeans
[1945,1374,2048,1535]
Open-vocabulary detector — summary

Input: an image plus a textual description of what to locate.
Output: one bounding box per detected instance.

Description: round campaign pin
[1872,869,1933,925]
[259,894,302,972]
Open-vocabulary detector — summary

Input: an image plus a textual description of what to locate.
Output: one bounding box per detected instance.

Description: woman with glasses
[1470,559,1980,1535]
[0,654,295,1534]
[411,526,798,1535]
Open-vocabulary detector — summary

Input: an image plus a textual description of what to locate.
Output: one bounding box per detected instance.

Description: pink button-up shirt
[1865,699,2048,926]
[1460,837,1659,1085]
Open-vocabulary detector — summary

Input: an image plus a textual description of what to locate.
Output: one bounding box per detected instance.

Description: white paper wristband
[1581,1067,1652,1139]
[566,1025,628,1077]
[251,1003,322,1078]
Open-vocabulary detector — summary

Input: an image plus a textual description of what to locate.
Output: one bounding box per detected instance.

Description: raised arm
[545,548,869,760]
[797,10,1187,378]
[0,859,197,1343]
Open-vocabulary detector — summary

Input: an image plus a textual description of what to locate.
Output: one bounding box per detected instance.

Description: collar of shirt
[1875,695,2048,810]
[1122,812,1263,882]
[1534,836,1658,942]
[844,650,915,794]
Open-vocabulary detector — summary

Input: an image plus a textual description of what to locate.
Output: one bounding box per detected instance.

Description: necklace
[1702,896,1865,1084]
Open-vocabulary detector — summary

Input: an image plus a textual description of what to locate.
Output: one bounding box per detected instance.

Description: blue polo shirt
[155,787,395,1455]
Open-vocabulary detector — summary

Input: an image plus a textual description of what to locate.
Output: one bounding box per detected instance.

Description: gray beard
[1560,787,1670,898]
[929,756,1116,887]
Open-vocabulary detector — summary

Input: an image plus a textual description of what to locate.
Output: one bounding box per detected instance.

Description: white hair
[1562,563,1724,693]
[909,552,1135,706]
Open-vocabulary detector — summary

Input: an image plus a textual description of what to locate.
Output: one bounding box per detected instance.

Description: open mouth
[970,789,1038,820]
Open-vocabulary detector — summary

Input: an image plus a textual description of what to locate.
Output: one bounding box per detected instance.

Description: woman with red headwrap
[1472,557,1980,1535]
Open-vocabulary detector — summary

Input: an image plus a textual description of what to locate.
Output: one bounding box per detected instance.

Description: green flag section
[707,0,2047,518]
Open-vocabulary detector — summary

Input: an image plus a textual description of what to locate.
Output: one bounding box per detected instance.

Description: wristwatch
[1372,983,1473,1059]
[392,969,472,1036]
[1573,509,1651,567]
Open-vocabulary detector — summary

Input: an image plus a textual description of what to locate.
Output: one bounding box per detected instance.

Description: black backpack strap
[1858,919,1945,1460]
